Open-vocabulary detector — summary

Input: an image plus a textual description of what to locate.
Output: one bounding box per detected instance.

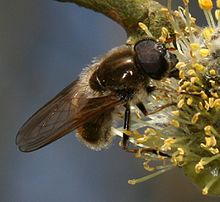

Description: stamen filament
[128,166,173,185]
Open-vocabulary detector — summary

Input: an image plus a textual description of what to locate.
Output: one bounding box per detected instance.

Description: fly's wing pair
[16,80,124,152]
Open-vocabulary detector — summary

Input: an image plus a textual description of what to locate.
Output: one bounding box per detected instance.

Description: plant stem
[55,0,174,42]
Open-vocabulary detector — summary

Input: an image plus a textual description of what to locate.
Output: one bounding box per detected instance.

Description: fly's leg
[121,101,170,157]
[136,101,148,116]
[122,103,130,150]
[148,102,175,115]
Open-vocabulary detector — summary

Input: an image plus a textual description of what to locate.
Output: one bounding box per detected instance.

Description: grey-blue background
[1,0,219,201]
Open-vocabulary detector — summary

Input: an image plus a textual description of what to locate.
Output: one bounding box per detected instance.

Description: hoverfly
[16,38,177,152]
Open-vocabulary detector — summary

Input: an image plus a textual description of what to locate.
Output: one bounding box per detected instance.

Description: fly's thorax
[89,45,148,93]
[74,63,104,108]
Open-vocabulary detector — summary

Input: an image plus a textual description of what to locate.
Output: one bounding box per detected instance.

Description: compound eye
[155,43,167,56]
[134,39,169,80]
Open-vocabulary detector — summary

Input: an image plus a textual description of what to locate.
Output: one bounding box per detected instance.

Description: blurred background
[0,0,219,201]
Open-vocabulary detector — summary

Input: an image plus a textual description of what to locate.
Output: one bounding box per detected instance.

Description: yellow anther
[172,155,184,166]
[138,22,153,37]
[209,79,216,87]
[123,129,132,136]
[199,102,204,110]
[161,138,175,151]
[144,128,157,136]
[213,98,220,108]
[187,97,193,105]
[160,8,169,13]
[201,138,220,154]
[204,136,217,147]
[185,26,194,34]
[200,91,208,99]
[195,161,204,173]
[211,92,218,98]
[191,17,197,25]
[199,48,210,57]
[209,97,215,108]
[191,112,201,124]
[208,147,219,154]
[183,0,189,5]
[171,110,180,116]
[205,100,210,110]
[202,27,214,41]
[136,135,149,144]
[170,119,180,127]
[177,147,185,155]
[171,148,185,167]
[198,0,213,10]
[132,130,142,138]
[143,161,155,171]
[192,63,205,72]
[209,69,216,75]
[204,125,212,136]
[177,86,183,93]
[159,36,166,43]
[190,43,200,51]
[161,27,169,36]
[190,77,200,84]
[202,187,209,195]
[176,62,186,69]
[190,51,196,58]
[181,81,191,89]
[174,10,180,17]
[187,69,196,76]
[171,156,177,166]
[204,124,220,138]
[164,137,176,145]
[179,70,185,79]
[138,22,148,31]
[177,99,185,108]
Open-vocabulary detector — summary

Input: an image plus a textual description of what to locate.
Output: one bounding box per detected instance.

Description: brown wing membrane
[16,81,124,152]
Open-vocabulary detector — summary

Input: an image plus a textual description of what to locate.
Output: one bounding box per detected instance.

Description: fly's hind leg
[122,102,143,153]
[121,101,170,157]
[122,103,131,150]
[122,101,149,151]
[122,103,150,154]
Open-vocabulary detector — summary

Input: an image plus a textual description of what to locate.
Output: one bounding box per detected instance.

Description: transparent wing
[16,80,124,152]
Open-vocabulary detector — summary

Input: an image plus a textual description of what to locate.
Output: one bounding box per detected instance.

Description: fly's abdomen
[75,109,113,150]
